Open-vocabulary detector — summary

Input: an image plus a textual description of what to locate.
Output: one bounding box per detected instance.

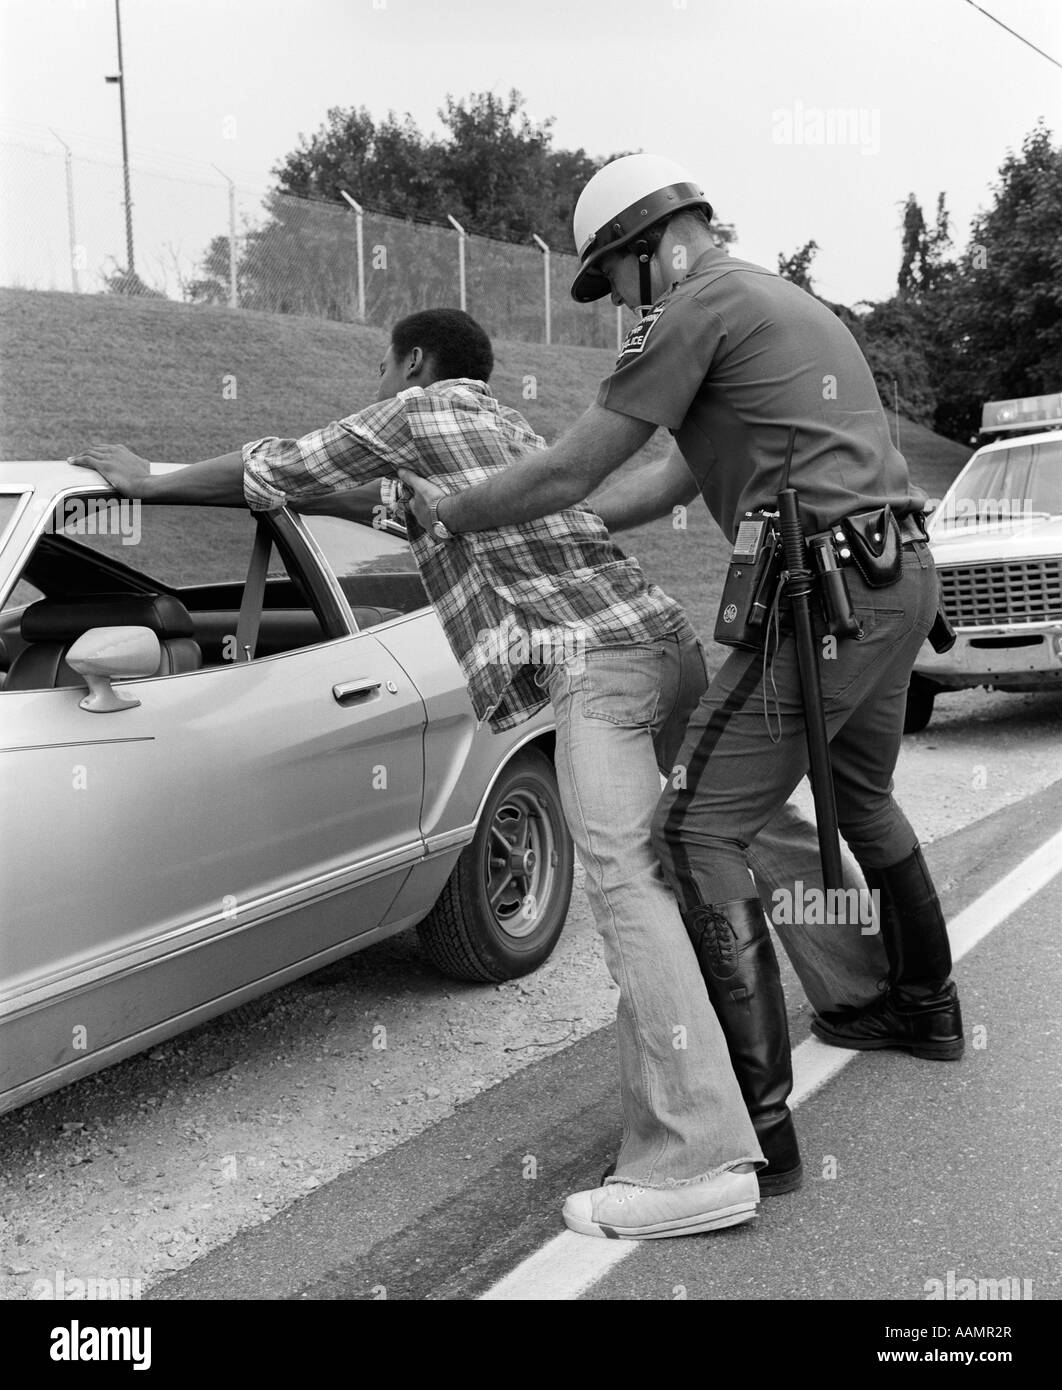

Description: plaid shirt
[243,379,687,731]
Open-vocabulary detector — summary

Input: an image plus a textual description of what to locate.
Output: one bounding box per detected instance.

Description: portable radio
[713,511,784,651]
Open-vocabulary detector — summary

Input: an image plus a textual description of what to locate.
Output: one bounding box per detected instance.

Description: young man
[70,308,870,1239]
[401,159,964,1105]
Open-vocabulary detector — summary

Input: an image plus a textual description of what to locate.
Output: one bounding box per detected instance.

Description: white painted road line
[945,822,1062,956]
[479,823,1062,1301]
[477,1228,636,1302]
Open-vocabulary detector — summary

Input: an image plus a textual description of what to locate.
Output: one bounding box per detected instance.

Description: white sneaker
[562,1168,759,1240]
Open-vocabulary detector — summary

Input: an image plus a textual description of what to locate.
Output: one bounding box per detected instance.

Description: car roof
[0,460,188,495]
[974,429,1062,456]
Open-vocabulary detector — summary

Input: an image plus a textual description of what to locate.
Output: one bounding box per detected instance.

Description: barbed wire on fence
[0,136,623,350]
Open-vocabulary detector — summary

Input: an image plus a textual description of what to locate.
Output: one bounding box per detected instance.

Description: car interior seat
[4,592,203,691]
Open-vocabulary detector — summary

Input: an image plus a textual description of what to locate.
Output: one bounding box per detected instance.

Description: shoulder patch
[615,302,667,364]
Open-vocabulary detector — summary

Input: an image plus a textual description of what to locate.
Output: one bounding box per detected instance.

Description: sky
[0,0,1059,305]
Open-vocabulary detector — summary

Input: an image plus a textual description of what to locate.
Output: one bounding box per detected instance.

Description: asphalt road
[149,776,1062,1303]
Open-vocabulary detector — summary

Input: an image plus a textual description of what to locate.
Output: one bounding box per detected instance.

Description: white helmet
[571,153,712,303]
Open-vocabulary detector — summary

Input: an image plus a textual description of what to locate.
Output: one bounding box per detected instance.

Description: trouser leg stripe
[662,654,764,914]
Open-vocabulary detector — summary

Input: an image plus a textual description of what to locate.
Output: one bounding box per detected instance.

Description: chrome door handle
[332,679,382,706]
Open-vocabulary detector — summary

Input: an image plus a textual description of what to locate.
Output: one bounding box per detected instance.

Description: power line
[962,0,1062,71]
[0,118,269,184]
[0,124,269,192]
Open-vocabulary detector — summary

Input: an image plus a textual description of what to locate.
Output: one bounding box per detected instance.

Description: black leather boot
[811,845,964,1060]
[686,897,803,1195]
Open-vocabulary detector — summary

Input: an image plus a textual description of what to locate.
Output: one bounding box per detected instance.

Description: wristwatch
[428,495,455,541]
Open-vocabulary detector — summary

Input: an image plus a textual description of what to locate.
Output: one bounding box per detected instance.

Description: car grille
[937,558,1062,628]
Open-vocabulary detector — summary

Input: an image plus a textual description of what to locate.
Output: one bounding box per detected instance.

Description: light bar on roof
[981,393,1062,434]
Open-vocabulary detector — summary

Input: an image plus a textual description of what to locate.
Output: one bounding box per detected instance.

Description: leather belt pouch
[840,505,903,587]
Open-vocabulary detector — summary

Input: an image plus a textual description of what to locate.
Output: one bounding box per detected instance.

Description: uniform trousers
[652,543,938,928]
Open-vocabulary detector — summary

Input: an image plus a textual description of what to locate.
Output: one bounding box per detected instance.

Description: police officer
[402,154,964,1216]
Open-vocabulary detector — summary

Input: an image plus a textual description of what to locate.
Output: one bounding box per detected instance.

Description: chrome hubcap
[486,789,557,940]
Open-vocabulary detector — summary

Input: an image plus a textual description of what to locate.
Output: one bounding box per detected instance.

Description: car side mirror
[65,626,161,712]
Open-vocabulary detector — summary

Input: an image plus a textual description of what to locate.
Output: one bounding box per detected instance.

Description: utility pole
[531,234,551,345]
[447,214,467,312]
[212,166,238,308]
[104,0,135,275]
[339,190,366,320]
[50,130,80,292]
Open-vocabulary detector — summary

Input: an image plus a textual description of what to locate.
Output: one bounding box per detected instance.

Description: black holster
[839,505,903,587]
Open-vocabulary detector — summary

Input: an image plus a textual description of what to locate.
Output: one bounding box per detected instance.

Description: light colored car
[0,463,574,1115]
[908,401,1062,731]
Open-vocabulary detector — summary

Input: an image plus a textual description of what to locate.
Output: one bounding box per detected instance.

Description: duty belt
[803,505,926,615]
[821,509,927,570]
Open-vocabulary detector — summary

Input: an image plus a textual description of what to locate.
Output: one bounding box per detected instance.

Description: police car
[906,393,1062,731]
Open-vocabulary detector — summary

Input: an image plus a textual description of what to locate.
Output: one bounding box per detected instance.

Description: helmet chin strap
[632,238,654,313]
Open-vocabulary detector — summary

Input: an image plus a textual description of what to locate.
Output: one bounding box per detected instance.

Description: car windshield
[937,438,1062,526]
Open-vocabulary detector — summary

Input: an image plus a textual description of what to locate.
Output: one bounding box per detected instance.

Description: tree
[897,193,926,296]
[778,239,819,292]
[437,91,550,239]
[183,234,234,306]
[931,122,1062,438]
[897,192,953,300]
[102,264,165,298]
[266,91,617,248]
[271,106,451,220]
[860,298,937,427]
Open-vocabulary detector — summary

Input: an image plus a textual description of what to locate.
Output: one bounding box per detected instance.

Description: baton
[776,429,844,891]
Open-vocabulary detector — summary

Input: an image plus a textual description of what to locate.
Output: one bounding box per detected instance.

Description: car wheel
[904,674,937,733]
[417,747,575,983]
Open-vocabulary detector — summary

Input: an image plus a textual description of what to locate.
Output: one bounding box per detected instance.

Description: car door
[298,508,555,849]
[0,492,427,1064]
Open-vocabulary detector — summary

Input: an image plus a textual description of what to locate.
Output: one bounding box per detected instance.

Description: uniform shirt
[597,246,926,538]
[242,378,687,732]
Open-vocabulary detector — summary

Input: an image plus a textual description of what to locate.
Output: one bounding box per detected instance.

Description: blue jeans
[544,620,888,1187]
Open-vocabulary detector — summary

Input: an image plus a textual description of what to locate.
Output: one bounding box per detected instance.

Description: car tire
[904,674,937,733]
[417,747,574,983]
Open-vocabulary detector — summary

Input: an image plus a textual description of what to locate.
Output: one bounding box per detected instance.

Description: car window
[49,499,287,584]
[2,580,44,613]
[303,514,420,577]
[301,514,428,619]
[0,494,26,548]
[0,498,340,691]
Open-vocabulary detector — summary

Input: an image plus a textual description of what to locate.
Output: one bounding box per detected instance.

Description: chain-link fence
[0,136,622,349]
